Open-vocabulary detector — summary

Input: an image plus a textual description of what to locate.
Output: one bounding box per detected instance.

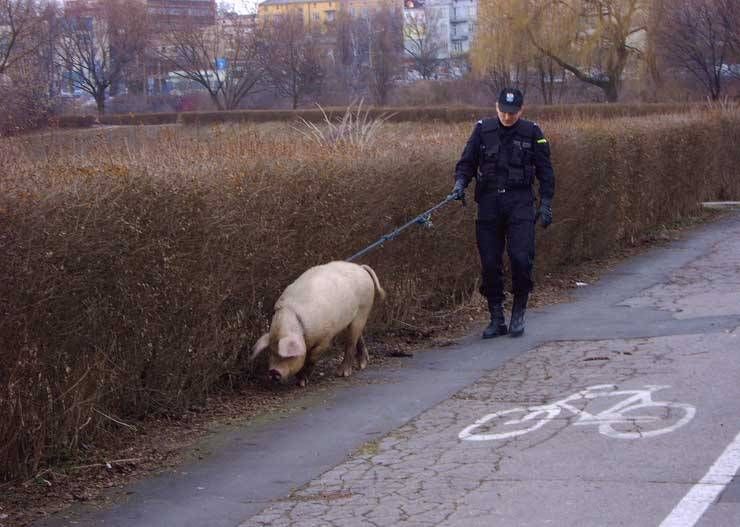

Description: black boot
[509,294,528,337]
[482,302,508,339]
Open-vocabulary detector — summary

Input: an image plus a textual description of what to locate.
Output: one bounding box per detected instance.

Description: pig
[250,261,386,386]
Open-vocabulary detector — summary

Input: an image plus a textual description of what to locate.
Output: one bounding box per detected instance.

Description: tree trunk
[209,92,225,111]
[710,78,721,100]
[95,93,106,115]
[603,81,619,103]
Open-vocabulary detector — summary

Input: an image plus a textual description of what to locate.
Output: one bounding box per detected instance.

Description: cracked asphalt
[41,211,740,527]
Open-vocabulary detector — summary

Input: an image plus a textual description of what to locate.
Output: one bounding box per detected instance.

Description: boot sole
[509,329,524,338]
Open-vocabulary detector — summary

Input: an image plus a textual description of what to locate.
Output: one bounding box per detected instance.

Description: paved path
[41,212,740,527]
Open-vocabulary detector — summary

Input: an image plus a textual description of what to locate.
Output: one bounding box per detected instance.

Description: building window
[452,40,463,54]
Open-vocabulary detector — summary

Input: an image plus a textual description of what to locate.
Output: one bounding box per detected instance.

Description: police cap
[498,88,524,113]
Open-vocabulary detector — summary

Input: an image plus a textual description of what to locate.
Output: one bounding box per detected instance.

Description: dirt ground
[0,212,722,527]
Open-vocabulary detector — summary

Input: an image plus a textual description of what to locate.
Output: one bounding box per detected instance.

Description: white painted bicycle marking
[659,428,740,527]
[459,384,695,441]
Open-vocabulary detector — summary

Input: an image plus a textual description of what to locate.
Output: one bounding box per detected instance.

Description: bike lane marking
[458,384,697,442]
[659,428,740,527]
[238,332,738,527]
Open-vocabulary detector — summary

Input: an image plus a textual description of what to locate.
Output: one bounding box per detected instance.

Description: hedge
[52,102,696,131]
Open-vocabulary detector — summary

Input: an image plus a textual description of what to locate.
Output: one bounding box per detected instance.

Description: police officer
[449,88,554,338]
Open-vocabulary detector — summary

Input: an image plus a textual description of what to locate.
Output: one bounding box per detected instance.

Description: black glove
[537,199,553,228]
[448,179,466,201]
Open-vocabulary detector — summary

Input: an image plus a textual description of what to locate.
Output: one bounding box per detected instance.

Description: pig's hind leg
[337,317,368,378]
[356,335,369,371]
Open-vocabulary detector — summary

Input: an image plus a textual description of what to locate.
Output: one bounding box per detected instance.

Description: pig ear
[250,333,270,361]
[278,336,306,358]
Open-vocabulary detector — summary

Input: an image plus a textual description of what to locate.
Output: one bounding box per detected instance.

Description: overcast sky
[231,0,259,14]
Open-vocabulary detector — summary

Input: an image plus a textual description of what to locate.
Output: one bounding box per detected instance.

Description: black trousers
[475,189,536,305]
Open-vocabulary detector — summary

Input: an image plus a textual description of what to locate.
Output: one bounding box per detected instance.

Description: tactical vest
[477,118,537,194]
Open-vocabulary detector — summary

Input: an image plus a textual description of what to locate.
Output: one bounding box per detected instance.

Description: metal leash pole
[346,194,464,263]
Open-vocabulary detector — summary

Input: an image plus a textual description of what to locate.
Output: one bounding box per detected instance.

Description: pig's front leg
[295,354,317,387]
[296,340,329,387]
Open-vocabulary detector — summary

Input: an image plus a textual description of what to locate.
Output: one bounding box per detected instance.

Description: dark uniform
[453,112,555,337]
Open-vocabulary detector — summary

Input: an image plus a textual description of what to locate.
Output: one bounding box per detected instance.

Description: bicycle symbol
[459,384,696,441]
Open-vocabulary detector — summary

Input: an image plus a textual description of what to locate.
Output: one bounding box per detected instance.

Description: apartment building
[258,0,339,30]
[403,0,475,56]
[447,0,475,56]
[402,0,475,78]
[146,0,217,28]
[257,0,399,31]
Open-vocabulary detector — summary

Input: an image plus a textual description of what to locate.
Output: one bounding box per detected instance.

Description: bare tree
[0,1,60,133]
[257,11,323,109]
[658,0,739,100]
[477,65,527,101]
[641,0,666,100]
[0,0,46,75]
[526,0,648,102]
[38,2,63,98]
[367,6,403,106]
[158,12,263,110]
[725,0,740,52]
[328,10,369,101]
[471,0,534,100]
[534,55,567,104]
[56,0,149,114]
[403,6,447,80]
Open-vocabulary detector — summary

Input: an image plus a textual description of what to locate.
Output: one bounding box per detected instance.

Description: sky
[231,0,259,14]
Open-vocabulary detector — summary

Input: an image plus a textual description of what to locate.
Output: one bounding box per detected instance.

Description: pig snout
[269,369,283,383]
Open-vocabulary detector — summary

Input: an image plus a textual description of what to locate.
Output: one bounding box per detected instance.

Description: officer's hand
[537,200,553,228]
[448,179,466,201]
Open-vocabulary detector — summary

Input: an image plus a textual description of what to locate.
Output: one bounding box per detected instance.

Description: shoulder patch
[537,138,548,144]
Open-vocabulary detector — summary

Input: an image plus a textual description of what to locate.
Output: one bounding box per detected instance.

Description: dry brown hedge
[1,110,739,481]
[46,115,98,129]
[178,102,692,126]
[98,112,180,126]
[53,102,694,131]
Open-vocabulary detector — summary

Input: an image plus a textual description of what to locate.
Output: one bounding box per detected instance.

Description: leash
[346,194,464,263]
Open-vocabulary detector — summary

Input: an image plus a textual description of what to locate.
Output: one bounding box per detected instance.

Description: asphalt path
[40,211,740,527]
